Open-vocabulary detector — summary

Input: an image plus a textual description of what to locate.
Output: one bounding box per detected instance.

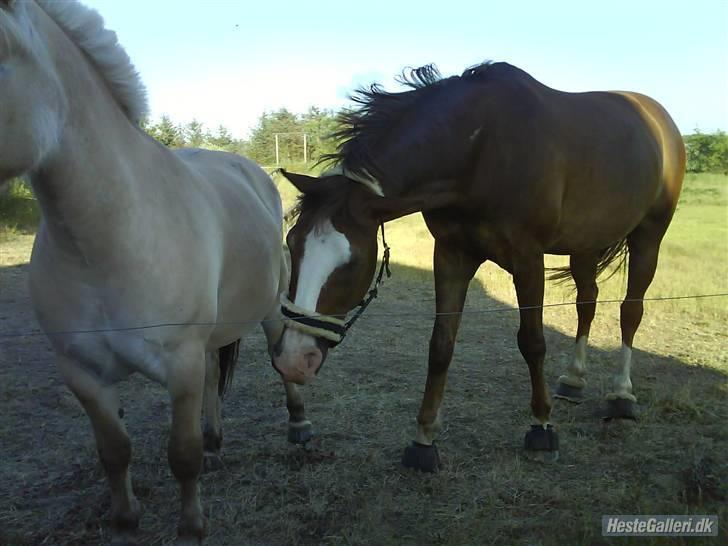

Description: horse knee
[517,329,545,364]
[98,433,132,475]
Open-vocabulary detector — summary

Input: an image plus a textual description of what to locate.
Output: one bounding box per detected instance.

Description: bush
[0,179,39,234]
[684,131,728,174]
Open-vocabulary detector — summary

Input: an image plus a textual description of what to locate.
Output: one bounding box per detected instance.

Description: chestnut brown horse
[274,61,685,471]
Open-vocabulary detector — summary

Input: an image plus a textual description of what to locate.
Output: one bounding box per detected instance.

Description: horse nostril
[302,349,321,371]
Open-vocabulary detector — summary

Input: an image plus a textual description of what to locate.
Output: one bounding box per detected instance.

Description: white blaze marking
[294,219,351,311]
[280,220,351,355]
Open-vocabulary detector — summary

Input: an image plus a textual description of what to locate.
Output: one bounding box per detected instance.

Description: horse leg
[57,356,140,544]
[262,314,313,444]
[202,351,224,472]
[284,381,313,444]
[402,242,479,472]
[512,252,558,462]
[555,253,599,403]
[606,222,664,420]
[166,347,206,545]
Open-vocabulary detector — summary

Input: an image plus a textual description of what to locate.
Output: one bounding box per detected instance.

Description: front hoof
[287,420,313,444]
[604,397,638,421]
[176,536,203,546]
[109,540,139,546]
[554,382,585,403]
[203,451,225,473]
[524,424,559,463]
[401,441,441,473]
[110,500,140,544]
[176,519,206,546]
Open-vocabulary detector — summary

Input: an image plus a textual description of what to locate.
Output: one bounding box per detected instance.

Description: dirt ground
[1,250,726,545]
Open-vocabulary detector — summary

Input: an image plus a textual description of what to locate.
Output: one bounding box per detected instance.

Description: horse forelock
[34,0,148,124]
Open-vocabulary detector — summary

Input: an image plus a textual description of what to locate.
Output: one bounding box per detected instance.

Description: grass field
[0,172,726,545]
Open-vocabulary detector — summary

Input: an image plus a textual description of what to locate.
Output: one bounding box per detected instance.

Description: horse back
[461,69,685,255]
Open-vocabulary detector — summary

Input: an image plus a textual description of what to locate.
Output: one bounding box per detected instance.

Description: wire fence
[0,292,726,339]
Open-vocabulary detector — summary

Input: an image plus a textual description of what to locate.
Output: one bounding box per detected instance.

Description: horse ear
[277,170,323,195]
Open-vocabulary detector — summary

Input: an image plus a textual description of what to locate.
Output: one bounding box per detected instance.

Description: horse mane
[36,0,148,124]
[320,61,495,180]
[286,181,357,233]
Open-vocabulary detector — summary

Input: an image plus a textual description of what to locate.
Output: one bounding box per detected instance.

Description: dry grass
[0,173,726,545]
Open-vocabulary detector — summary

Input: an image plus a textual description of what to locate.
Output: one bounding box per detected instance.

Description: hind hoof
[554,382,585,403]
[524,424,559,463]
[287,420,313,444]
[203,451,225,473]
[402,441,441,473]
[604,398,638,421]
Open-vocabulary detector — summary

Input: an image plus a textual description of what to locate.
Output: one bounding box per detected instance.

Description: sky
[83,0,728,139]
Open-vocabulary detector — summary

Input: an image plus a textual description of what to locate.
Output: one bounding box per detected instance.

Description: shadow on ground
[0,260,726,545]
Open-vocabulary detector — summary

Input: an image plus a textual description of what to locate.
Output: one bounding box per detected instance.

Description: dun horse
[0,1,311,543]
[274,62,685,471]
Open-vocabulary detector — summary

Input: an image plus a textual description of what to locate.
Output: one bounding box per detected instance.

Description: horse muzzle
[271,328,329,385]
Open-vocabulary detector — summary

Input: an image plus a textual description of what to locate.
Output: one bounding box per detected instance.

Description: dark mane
[320,61,495,180]
[285,181,357,232]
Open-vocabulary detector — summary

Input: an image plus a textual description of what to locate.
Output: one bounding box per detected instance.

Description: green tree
[301,107,341,164]
[184,119,207,148]
[684,130,728,173]
[209,124,234,149]
[247,109,303,165]
[150,115,184,148]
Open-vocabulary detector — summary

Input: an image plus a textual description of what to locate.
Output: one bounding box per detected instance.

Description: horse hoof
[524,424,559,462]
[175,537,202,546]
[287,420,313,444]
[604,398,638,421]
[203,451,225,473]
[176,517,206,546]
[554,382,584,403]
[401,441,440,473]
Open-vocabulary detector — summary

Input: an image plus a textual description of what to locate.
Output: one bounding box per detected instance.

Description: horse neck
[369,126,475,199]
[28,23,155,258]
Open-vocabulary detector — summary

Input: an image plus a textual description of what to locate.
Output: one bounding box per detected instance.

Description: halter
[280,223,391,347]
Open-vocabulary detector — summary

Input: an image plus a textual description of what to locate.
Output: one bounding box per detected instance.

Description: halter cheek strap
[280,223,391,348]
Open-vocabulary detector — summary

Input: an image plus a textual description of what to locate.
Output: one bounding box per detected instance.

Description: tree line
[142,107,340,167]
[145,111,728,174]
[2,113,725,235]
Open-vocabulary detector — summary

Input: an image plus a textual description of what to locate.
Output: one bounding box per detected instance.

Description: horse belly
[208,237,281,350]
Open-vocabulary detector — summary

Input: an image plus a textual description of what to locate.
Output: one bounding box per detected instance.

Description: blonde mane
[36,0,148,124]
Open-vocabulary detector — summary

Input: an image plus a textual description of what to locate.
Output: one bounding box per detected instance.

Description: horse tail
[218,339,241,397]
[547,237,629,284]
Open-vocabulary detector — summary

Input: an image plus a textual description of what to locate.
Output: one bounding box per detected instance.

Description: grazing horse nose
[271,334,324,385]
[301,347,323,376]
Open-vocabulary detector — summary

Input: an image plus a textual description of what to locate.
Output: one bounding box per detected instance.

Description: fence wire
[0,292,725,339]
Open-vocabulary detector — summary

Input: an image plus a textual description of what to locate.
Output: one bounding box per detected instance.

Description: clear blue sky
[84,0,728,138]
